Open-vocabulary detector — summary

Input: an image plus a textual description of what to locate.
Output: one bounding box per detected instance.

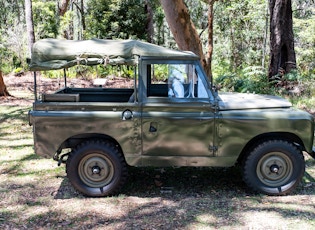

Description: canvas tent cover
[29,39,199,71]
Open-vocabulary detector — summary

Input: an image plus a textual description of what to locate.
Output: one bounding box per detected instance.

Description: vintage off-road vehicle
[28,39,315,197]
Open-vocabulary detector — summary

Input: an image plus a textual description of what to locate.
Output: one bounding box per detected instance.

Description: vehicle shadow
[53,165,315,199]
[53,166,247,199]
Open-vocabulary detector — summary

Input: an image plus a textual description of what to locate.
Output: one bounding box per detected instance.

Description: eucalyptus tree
[159,0,204,59]
[25,0,35,56]
[0,71,10,96]
[58,0,70,16]
[268,0,296,79]
[159,0,217,79]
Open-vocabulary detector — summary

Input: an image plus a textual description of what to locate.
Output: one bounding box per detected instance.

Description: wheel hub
[92,165,101,174]
[78,153,115,188]
[270,164,280,173]
[256,152,293,187]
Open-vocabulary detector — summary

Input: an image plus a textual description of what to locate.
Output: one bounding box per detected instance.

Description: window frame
[139,58,214,103]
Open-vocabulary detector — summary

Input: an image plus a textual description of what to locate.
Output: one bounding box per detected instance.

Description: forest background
[0,0,315,108]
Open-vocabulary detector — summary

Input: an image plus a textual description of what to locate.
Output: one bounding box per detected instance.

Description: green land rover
[28,39,315,197]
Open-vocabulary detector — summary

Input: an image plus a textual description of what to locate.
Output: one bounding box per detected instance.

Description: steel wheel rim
[256,152,293,187]
[78,153,115,188]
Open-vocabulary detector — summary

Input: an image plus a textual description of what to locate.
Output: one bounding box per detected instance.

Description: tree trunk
[269,0,296,79]
[159,0,209,78]
[206,0,217,81]
[25,0,35,57]
[0,71,11,97]
[58,0,70,16]
[145,0,154,43]
[80,0,86,31]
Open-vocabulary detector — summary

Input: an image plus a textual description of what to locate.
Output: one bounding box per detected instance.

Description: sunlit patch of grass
[1,155,64,178]
[0,148,34,164]
[291,96,315,113]
[8,90,34,100]
[195,213,217,226]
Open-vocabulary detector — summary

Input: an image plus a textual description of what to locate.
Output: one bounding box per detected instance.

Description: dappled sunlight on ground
[0,90,315,229]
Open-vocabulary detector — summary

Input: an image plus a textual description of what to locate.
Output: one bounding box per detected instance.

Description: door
[141,62,216,158]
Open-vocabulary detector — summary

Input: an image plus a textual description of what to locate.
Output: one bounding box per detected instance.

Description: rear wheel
[243,140,305,195]
[66,140,127,197]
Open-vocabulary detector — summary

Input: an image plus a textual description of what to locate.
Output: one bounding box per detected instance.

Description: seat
[170,79,184,98]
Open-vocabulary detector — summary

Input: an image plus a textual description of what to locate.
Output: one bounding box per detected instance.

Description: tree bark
[159,0,208,78]
[145,0,154,43]
[58,0,70,16]
[269,0,296,79]
[25,0,35,57]
[0,71,11,97]
[80,0,86,31]
[206,0,217,81]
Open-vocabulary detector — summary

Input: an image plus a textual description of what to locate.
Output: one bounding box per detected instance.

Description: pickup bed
[41,87,134,102]
[29,39,315,197]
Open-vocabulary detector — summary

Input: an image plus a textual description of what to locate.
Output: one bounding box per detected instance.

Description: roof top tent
[29,39,199,101]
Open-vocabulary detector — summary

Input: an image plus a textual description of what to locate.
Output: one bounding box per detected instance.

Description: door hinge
[209,146,218,152]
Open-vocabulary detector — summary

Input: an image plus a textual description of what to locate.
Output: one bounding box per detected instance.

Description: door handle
[122,110,133,120]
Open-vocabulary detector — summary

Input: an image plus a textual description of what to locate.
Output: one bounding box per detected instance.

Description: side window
[147,64,208,99]
[168,64,188,98]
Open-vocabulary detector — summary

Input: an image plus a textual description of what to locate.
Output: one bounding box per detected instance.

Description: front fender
[217,108,314,158]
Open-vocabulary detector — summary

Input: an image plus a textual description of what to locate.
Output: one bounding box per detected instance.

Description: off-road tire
[66,140,127,197]
[243,140,305,195]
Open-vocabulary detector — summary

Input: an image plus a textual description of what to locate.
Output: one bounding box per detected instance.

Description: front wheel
[243,140,305,195]
[66,140,127,197]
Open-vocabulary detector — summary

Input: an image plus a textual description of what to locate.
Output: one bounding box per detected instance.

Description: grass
[0,105,315,229]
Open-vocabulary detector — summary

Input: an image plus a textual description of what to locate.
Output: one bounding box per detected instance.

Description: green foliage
[0,45,11,73]
[0,0,24,31]
[95,65,116,77]
[84,0,110,39]
[240,66,272,94]
[43,69,69,79]
[85,0,147,40]
[59,10,75,39]
[283,69,300,81]
[97,65,136,79]
[186,0,208,30]
[152,64,168,82]
[213,0,268,75]
[0,43,24,74]
[154,5,167,45]
[215,66,315,112]
[41,64,137,80]
[121,66,136,78]
[0,4,26,72]
[293,13,315,76]
[32,1,59,39]
[13,67,23,74]
[215,66,274,95]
